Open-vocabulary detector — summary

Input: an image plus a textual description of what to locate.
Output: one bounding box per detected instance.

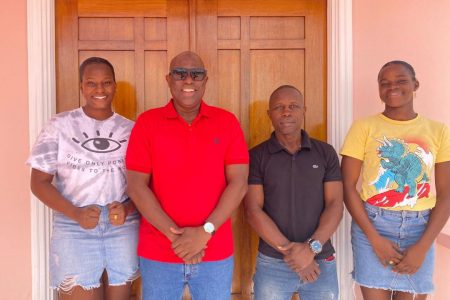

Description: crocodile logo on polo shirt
[213,137,220,144]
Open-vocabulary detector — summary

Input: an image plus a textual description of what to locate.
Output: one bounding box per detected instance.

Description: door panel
[56,0,326,298]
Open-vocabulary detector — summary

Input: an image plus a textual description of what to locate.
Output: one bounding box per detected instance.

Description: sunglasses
[169,68,207,81]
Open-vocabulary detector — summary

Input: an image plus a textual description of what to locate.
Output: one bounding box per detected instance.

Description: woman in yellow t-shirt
[341,61,450,300]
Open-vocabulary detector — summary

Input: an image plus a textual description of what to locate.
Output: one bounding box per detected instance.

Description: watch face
[310,240,322,254]
[203,222,215,234]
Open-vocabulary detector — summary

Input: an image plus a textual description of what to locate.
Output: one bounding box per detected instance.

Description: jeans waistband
[364,202,431,218]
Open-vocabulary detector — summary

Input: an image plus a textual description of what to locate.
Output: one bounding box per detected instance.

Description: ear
[414,79,420,91]
[165,74,170,83]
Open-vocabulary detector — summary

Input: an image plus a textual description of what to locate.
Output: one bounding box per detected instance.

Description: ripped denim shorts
[50,202,140,292]
[351,202,434,294]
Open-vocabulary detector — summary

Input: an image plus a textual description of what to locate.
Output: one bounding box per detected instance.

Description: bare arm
[207,163,249,228]
[30,168,100,229]
[171,164,249,260]
[394,161,450,274]
[309,181,344,245]
[244,184,290,251]
[342,156,403,266]
[126,170,179,242]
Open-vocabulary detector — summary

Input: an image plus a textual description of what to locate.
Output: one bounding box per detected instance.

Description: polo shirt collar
[163,99,213,119]
[268,129,312,154]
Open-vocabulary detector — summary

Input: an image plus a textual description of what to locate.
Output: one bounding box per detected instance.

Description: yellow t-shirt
[341,114,450,211]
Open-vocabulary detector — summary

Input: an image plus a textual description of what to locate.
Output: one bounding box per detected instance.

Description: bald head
[169,51,205,70]
[269,85,304,108]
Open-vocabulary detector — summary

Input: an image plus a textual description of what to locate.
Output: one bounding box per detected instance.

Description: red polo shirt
[126,100,249,262]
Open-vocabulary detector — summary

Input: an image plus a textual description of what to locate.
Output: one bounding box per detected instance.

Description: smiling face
[268,86,305,137]
[80,63,116,116]
[378,63,419,113]
[166,52,208,113]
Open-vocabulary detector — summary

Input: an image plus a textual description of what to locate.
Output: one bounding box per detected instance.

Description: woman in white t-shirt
[28,57,139,300]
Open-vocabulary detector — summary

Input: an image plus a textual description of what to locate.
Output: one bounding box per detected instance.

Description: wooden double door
[56,0,326,298]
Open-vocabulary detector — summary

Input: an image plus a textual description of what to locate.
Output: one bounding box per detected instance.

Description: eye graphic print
[72,131,127,153]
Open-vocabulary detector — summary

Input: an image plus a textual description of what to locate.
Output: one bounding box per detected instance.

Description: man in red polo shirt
[126,51,249,299]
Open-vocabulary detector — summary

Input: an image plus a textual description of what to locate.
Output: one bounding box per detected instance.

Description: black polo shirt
[248,130,342,259]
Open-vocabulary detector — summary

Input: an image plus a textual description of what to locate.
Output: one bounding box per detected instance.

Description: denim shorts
[351,203,434,294]
[139,255,234,300]
[253,252,339,300]
[50,204,140,291]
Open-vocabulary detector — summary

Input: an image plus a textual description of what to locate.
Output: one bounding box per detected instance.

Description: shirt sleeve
[248,146,263,185]
[27,118,60,175]
[436,123,450,163]
[224,114,249,165]
[340,119,367,161]
[324,144,342,182]
[125,114,153,174]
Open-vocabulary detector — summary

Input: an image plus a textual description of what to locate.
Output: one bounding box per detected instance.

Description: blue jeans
[140,256,234,300]
[253,252,338,300]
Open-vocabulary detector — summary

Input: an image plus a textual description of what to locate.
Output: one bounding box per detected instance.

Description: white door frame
[28,1,353,299]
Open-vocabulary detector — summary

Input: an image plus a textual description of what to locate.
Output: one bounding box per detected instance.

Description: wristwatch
[203,222,215,235]
[307,238,323,255]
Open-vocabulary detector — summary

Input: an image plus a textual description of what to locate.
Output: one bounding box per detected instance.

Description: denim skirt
[50,204,140,291]
[351,203,434,294]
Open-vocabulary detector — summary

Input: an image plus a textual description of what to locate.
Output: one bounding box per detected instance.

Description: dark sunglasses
[169,68,207,81]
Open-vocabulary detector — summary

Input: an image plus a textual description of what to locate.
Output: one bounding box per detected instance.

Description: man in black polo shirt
[245,85,343,300]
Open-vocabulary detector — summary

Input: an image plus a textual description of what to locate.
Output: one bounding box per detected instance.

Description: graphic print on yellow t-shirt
[367,136,433,208]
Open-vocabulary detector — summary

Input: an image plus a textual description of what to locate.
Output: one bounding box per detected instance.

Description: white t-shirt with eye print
[27,108,134,207]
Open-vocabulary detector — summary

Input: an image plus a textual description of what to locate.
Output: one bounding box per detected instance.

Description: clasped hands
[278,242,321,283]
[371,235,426,275]
[170,226,211,264]
[75,201,127,229]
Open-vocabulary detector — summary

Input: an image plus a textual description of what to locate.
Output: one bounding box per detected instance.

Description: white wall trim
[28,0,56,299]
[29,1,353,299]
[327,0,354,299]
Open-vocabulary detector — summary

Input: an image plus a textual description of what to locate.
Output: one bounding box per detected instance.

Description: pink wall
[353,0,450,299]
[0,0,32,298]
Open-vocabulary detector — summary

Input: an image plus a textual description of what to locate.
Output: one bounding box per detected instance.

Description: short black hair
[269,85,303,102]
[79,57,116,83]
[378,60,416,81]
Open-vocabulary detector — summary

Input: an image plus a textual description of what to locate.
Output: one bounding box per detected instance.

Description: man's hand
[108,201,127,226]
[278,242,315,272]
[75,205,100,229]
[170,226,210,262]
[297,260,321,282]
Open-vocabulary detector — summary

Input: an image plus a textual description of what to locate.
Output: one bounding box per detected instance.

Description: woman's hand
[393,243,427,275]
[108,201,127,226]
[75,205,101,229]
[370,235,403,267]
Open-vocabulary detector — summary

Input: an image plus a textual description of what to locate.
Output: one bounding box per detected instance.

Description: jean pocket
[366,210,379,221]
[418,212,430,225]
[318,255,336,266]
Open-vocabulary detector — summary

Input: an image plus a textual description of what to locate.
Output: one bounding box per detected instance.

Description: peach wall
[0,0,32,299]
[353,0,450,299]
